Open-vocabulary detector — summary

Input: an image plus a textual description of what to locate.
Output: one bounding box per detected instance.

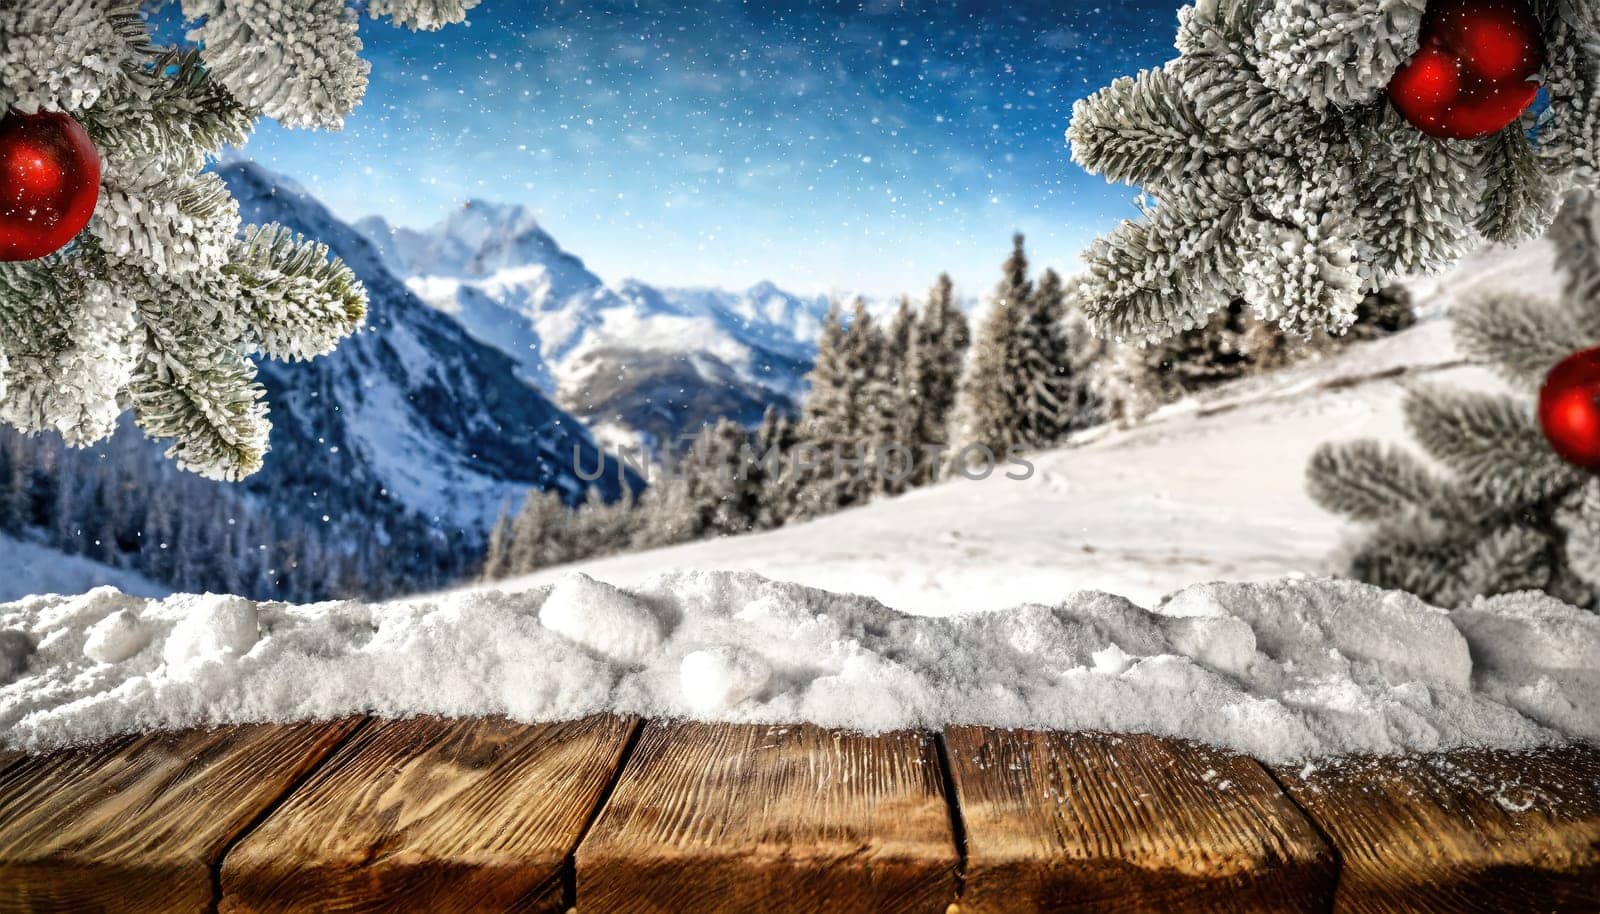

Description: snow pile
[1,571,1595,762]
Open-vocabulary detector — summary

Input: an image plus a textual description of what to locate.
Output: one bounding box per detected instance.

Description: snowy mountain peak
[218,161,630,536]
[359,199,601,286]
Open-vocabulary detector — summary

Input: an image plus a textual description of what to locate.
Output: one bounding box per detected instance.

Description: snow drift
[1,571,1594,763]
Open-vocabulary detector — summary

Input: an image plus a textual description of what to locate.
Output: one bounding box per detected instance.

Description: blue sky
[240,0,1186,299]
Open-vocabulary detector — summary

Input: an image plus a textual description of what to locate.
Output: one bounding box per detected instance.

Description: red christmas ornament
[1388,0,1544,140]
[1539,348,1600,472]
[0,110,102,262]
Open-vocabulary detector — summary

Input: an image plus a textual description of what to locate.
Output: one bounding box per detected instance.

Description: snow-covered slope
[0,535,166,603]
[221,163,629,536]
[501,242,1553,612]
[358,206,831,445]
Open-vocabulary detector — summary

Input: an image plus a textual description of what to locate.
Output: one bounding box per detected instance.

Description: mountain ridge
[221,162,631,540]
[356,201,839,446]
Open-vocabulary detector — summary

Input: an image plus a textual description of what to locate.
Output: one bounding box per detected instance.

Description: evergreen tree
[753,404,798,529]
[1308,191,1600,608]
[507,489,571,575]
[873,297,918,495]
[1068,1,1597,344]
[0,3,477,480]
[1018,268,1089,443]
[793,299,877,517]
[683,419,763,535]
[631,474,704,550]
[953,232,1081,454]
[480,503,515,582]
[907,274,970,485]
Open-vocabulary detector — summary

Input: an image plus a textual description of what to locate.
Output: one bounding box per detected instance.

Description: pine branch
[128,278,270,482]
[1354,110,1484,282]
[185,0,370,130]
[1078,176,1250,342]
[1539,18,1600,182]
[1404,386,1583,509]
[1346,517,1472,605]
[0,0,147,112]
[1307,439,1447,520]
[1176,7,1322,151]
[1254,0,1427,111]
[1450,524,1557,604]
[1239,165,1365,336]
[1068,67,1217,190]
[227,224,367,362]
[1476,127,1559,244]
[92,171,241,277]
[1549,189,1600,334]
[1559,480,1600,601]
[85,48,256,185]
[1452,293,1581,388]
[367,0,483,30]
[0,257,134,447]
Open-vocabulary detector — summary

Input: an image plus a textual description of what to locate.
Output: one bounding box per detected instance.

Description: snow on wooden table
[0,718,1595,914]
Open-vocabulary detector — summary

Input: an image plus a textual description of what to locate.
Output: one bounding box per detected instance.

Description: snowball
[162,596,259,667]
[84,610,150,664]
[0,630,34,685]
[1091,643,1136,675]
[1161,616,1256,679]
[681,647,772,713]
[539,573,664,664]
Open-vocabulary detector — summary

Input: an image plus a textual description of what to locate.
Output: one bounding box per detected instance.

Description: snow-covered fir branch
[0,0,474,480]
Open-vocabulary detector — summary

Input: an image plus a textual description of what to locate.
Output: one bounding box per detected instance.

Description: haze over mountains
[356,202,839,448]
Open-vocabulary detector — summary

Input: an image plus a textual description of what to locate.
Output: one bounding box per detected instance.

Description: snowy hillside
[221,163,630,536]
[358,204,832,445]
[0,535,166,603]
[501,242,1555,612]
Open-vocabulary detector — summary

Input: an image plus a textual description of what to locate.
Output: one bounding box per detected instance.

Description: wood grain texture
[219,714,637,914]
[0,719,360,914]
[1275,746,1600,913]
[944,728,1336,913]
[576,720,960,913]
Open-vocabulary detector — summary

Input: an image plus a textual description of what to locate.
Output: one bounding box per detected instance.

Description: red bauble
[1540,348,1600,472]
[0,110,102,262]
[1387,0,1544,140]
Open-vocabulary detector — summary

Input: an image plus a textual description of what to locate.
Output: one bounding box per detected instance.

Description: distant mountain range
[356,202,835,449]
[221,162,632,540]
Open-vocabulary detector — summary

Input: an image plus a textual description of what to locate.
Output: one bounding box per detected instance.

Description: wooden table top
[0,717,1594,913]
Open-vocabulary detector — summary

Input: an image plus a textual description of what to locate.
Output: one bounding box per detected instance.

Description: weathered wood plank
[576,720,960,913]
[0,719,361,914]
[944,728,1336,913]
[219,714,638,914]
[1275,746,1600,913]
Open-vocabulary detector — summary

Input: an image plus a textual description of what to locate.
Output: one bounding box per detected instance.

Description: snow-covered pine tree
[906,273,970,485]
[0,0,476,481]
[683,418,763,536]
[1308,190,1600,609]
[753,404,798,528]
[1018,268,1088,443]
[791,299,884,516]
[1068,0,1599,345]
[959,235,1081,454]
[790,300,853,519]
[958,235,1034,457]
[480,503,515,582]
[507,488,572,575]
[871,297,917,496]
